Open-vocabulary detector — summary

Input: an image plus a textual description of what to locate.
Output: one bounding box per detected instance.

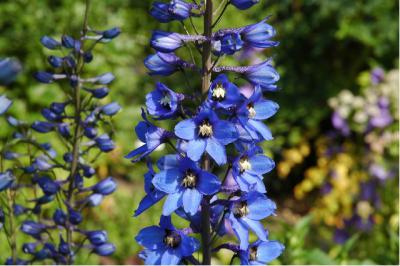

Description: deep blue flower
[84,87,109,99]
[37,176,60,195]
[61,35,75,48]
[134,161,166,216]
[231,0,259,10]
[238,240,285,265]
[87,230,108,245]
[84,126,98,139]
[48,55,63,68]
[232,146,275,193]
[34,71,54,83]
[93,243,116,256]
[174,108,238,165]
[58,236,71,255]
[92,177,117,195]
[0,95,12,115]
[102,27,121,39]
[207,74,243,109]
[41,108,61,121]
[21,221,45,238]
[213,33,244,55]
[135,216,200,264]
[31,120,54,133]
[0,170,14,192]
[53,209,67,225]
[236,86,279,142]
[101,102,121,116]
[150,1,173,23]
[82,164,95,177]
[169,0,193,20]
[227,192,276,250]
[68,208,83,225]
[240,18,279,48]
[126,110,173,162]
[152,156,221,215]
[144,52,182,76]
[0,58,21,85]
[40,36,61,50]
[22,242,38,254]
[95,134,115,152]
[146,82,183,119]
[58,123,71,138]
[50,102,68,115]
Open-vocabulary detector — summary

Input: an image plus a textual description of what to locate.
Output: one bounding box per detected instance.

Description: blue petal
[174,119,197,140]
[229,213,249,250]
[157,154,180,170]
[248,155,275,175]
[241,217,267,241]
[253,100,279,120]
[161,248,181,265]
[135,226,165,250]
[143,249,163,265]
[206,137,226,165]
[256,241,285,264]
[213,120,238,145]
[178,233,200,256]
[187,139,206,162]
[125,144,147,160]
[162,192,183,215]
[153,169,181,194]
[247,194,276,220]
[239,172,266,193]
[247,120,273,140]
[182,189,202,215]
[197,171,221,195]
[134,194,164,216]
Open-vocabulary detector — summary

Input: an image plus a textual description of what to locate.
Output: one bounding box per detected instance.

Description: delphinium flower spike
[129,0,284,264]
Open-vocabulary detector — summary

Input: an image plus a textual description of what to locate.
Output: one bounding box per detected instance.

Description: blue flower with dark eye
[207,74,243,109]
[213,33,244,56]
[135,161,166,216]
[150,1,173,23]
[146,82,183,119]
[152,156,220,215]
[241,18,279,48]
[144,52,182,76]
[238,240,285,265]
[0,171,14,192]
[126,110,173,162]
[236,86,279,142]
[93,243,116,256]
[230,0,259,10]
[174,107,238,165]
[227,192,276,250]
[0,95,12,115]
[243,60,279,91]
[232,146,275,193]
[135,216,200,265]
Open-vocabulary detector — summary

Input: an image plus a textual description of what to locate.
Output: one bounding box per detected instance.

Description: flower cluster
[129,0,284,264]
[0,4,120,264]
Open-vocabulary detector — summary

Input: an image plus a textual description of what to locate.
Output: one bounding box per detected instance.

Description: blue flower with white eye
[238,240,285,265]
[135,161,166,216]
[236,86,279,142]
[146,82,183,119]
[174,107,238,165]
[230,0,259,10]
[152,156,221,215]
[207,74,243,110]
[126,110,173,162]
[227,192,276,250]
[232,146,275,193]
[240,18,279,48]
[135,216,200,265]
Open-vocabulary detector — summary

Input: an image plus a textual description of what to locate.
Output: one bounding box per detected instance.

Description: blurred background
[0,0,398,264]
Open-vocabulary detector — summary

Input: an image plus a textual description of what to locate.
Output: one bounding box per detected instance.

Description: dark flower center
[198,120,213,137]
[239,156,251,173]
[233,201,249,218]
[181,170,197,188]
[247,103,256,118]
[212,83,226,101]
[163,230,181,248]
[249,246,258,261]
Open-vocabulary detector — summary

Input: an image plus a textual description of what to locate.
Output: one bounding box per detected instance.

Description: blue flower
[174,108,238,165]
[0,171,14,192]
[144,52,182,76]
[169,0,195,21]
[213,33,244,55]
[34,71,55,83]
[40,36,61,50]
[241,18,279,48]
[126,110,173,162]
[61,35,75,48]
[207,74,243,109]
[134,161,166,216]
[84,87,109,99]
[21,221,46,238]
[151,31,184,53]
[232,146,275,193]
[152,156,221,215]
[0,58,21,85]
[135,216,200,265]
[238,240,285,265]
[95,134,115,152]
[101,102,121,116]
[150,2,173,23]
[93,243,116,256]
[53,209,67,225]
[101,27,121,39]
[146,82,183,119]
[92,177,117,195]
[243,60,279,91]
[86,230,108,245]
[236,86,279,142]
[230,0,259,10]
[31,121,54,133]
[37,176,60,195]
[0,95,12,115]
[227,192,276,250]
[68,208,83,225]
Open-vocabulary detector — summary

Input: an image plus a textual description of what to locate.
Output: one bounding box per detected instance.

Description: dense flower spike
[130,0,283,264]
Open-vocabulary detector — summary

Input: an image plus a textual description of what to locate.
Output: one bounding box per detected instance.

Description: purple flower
[332,111,350,136]
[371,67,385,85]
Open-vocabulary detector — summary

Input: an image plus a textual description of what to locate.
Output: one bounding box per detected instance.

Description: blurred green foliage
[0,0,398,264]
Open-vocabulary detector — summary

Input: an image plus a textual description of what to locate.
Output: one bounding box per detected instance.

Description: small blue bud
[101,102,121,116]
[150,30,184,53]
[69,74,79,88]
[68,208,82,225]
[84,87,109,99]
[22,243,37,254]
[230,0,259,10]
[53,209,67,225]
[93,177,117,195]
[87,230,108,245]
[61,35,75,48]
[47,55,63,68]
[150,2,173,23]
[21,220,45,238]
[93,243,115,256]
[40,36,61,50]
[34,71,54,83]
[169,0,193,20]
[74,173,84,189]
[82,164,95,177]
[50,102,67,115]
[58,123,71,138]
[95,72,115,85]
[95,134,115,152]
[13,204,26,216]
[84,126,98,139]
[58,236,71,256]
[0,170,14,192]
[64,56,77,68]
[35,194,55,205]
[62,152,72,163]
[0,58,21,85]
[102,27,121,39]
[83,51,93,63]
[0,95,12,115]
[37,176,60,195]
[41,108,60,121]
[87,193,103,207]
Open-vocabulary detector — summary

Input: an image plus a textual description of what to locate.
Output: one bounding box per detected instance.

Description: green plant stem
[200,0,213,265]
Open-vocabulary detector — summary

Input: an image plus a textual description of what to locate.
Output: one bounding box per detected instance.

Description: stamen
[212,83,226,101]
[233,201,249,218]
[249,246,258,261]
[198,120,213,137]
[247,104,256,118]
[181,170,197,188]
[163,230,181,248]
[239,157,251,173]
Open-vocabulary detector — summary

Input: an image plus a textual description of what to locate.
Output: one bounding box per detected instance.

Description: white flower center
[239,157,251,172]
[247,104,256,118]
[233,201,249,218]
[181,171,197,188]
[159,94,171,107]
[212,84,226,101]
[198,120,213,137]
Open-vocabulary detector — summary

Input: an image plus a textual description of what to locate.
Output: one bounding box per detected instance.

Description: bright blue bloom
[227,192,276,250]
[135,216,200,265]
[144,52,181,76]
[135,161,166,216]
[0,58,21,85]
[236,86,279,142]
[241,18,279,48]
[207,74,243,109]
[95,134,115,152]
[92,177,117,195]
[126,110,173,162]
[101,102,121,116]
[243,60,279,91]
[0,95,12,115]
[238,240,285,265]
[174,108,238,165]
[146,82,183,119]
[93,243,116,256]
[0,171,14,192]
[150,2,173,23]
[40,36,61,50]
[152,156,221,215]
[231,0,259,10]
[232,146,275,193]
[87,230,108,245]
